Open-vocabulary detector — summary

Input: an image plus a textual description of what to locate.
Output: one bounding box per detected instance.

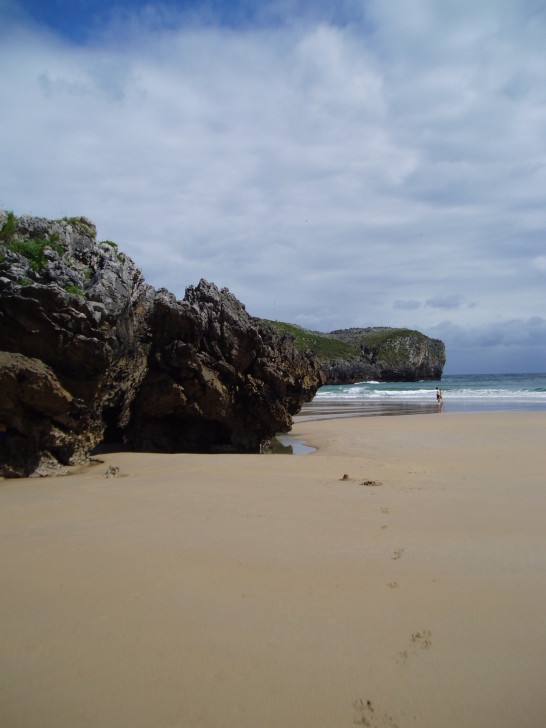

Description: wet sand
[1,412,545,727]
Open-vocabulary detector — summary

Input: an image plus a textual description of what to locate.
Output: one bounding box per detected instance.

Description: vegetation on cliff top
[260,320,357,360]
[1,212,65,271]
[329,327,434,366]
[261,320,436,367]
[0,209,124,279]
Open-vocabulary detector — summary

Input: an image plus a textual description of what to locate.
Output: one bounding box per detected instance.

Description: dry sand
[1,412,545,727]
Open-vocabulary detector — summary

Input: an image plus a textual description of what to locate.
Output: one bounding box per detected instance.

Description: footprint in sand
[353,698,399,727]
[411,629,432,649]
[380,507,390,514]
[391,548,404,560]
[398,629,432,663]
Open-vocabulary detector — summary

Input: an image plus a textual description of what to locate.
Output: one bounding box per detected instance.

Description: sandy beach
[1,411,545,727]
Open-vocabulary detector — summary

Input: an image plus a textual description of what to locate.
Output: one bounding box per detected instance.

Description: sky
[1,0,545,374]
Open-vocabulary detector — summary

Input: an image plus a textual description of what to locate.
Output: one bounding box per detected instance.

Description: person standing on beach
[436,387,443,406]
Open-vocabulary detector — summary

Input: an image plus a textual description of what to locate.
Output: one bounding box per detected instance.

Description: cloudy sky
[1,0,545,373]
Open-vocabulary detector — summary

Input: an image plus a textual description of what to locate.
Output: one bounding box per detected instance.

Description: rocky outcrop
[125,281,325,454]
[322,328,445,383]
[0,210,324,477]
[0,352,96,477]
[0,212,155,477]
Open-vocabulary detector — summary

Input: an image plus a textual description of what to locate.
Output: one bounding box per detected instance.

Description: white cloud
[1,0,545,372]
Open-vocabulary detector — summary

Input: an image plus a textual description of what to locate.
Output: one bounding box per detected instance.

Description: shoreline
[1,411,545,727]
[295,399,441,422]
[297,398,546,422]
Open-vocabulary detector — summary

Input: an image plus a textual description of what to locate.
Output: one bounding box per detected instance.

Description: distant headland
[262,321,445,383]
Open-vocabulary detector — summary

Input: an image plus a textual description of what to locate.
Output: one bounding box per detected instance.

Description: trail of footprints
[353,631,432,726]
[347,473,432,727]
[336,474,434,726]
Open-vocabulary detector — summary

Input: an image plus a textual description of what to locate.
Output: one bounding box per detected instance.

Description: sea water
[297,373,546,420]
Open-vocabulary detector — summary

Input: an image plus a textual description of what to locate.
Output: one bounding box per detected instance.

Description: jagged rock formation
[0,210,324,477]
[126,281,324,454]
[321,327,446,383]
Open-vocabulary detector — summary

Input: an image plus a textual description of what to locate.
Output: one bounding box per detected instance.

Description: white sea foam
[312,373,546,410]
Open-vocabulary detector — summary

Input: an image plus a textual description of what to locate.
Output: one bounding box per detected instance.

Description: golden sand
[1,412,545,727]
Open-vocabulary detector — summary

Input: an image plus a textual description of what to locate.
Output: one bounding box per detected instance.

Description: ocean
[296,373,546,421]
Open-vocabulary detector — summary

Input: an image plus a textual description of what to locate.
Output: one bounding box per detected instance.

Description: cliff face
[0,210,324,477]
[322,328,446,383]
